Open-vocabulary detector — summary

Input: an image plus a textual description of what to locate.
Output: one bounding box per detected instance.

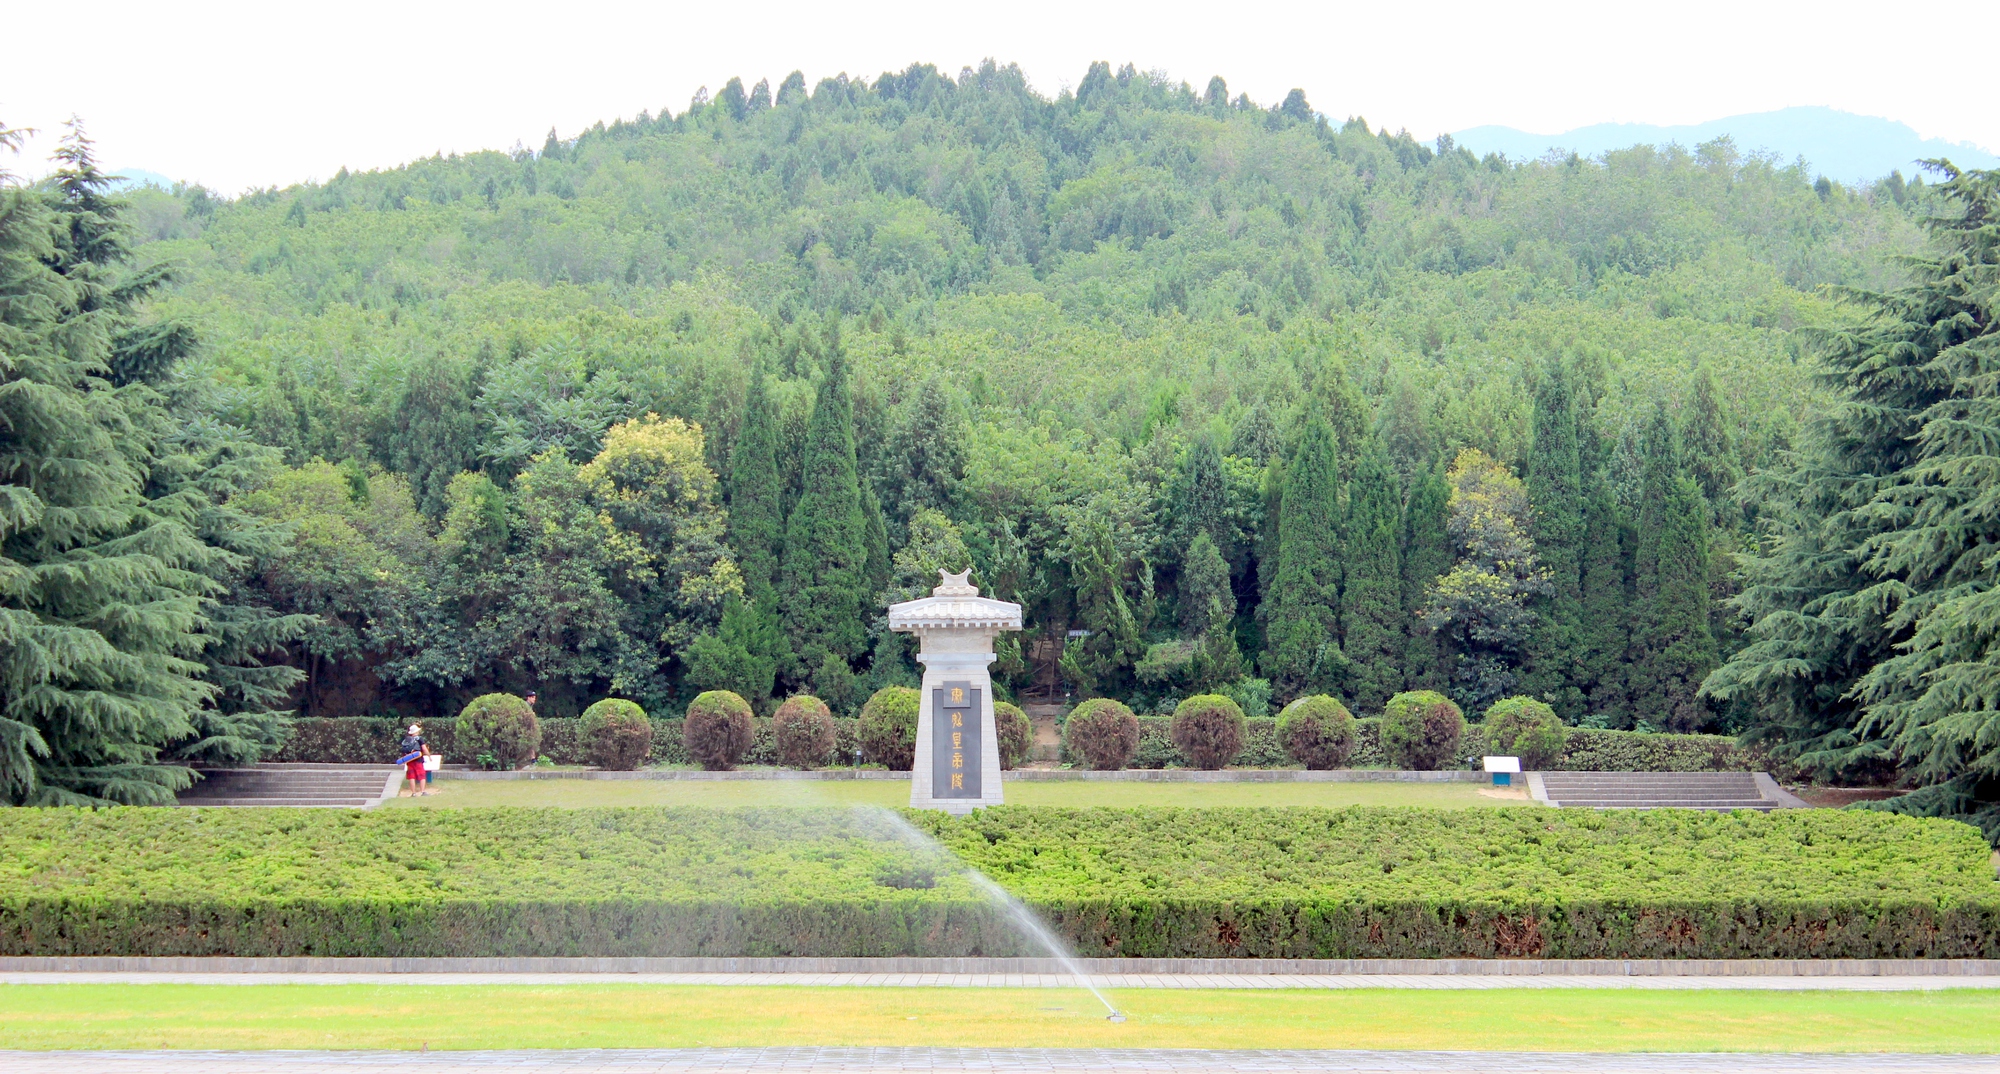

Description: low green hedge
[272,717,863,769]
[1065,717,1772,773]
[1,806,1991,958]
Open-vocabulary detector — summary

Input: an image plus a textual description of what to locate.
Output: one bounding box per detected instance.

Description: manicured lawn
[1,984,1997,1052]
[384,777,1528,809]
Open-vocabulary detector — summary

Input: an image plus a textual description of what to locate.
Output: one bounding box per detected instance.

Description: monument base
[909,651,1004,813]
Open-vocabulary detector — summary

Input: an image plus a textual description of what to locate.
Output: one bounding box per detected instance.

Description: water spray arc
[854,806,1123,1022]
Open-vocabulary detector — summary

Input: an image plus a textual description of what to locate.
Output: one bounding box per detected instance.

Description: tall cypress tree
[1261,416,1343,700]
[1576,480,1631,723]
[1628,405,1717,730]
[1340,439,1403,709]
[779,325,869,678]
[727,360,784,606]
[1399,459,1452,692]
[1522,356,1585,716]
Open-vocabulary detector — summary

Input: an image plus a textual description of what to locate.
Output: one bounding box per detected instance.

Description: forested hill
[134,61,1922,478]
[16,61,1994,814]
[116,59,1938,722]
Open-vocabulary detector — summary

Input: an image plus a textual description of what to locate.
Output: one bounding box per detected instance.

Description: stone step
[1553,802,1780,811]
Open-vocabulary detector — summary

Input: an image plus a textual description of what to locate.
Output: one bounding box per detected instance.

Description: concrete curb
[7,956,1997,976]
[439,768,1492,782]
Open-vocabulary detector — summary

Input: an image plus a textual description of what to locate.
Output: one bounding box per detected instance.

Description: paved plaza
[8,970,2000,990]
[6,1049,1997,1074]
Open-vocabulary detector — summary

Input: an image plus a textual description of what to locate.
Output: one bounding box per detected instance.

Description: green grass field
[2,984,1996,1052]
[384,777,1528,809]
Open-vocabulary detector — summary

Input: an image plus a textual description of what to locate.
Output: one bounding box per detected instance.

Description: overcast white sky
[4,0,1992,194]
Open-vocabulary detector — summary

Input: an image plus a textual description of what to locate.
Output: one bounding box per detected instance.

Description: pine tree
[1340,439,1403,709]
[1261,416,1343,700]
[779,325,869,678]
[1628,405,1717,730]
[1399,460,1451,692]
[1707,165,2000,833]
[0,124,268,803]
[1522,356,1585,716]
[727,360,784,606]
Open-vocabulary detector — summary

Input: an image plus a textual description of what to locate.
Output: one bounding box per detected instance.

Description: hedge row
[1063,716,1773,774]
[286,715,1770,774]
[3,806,1991,958]
[273,717,864,769]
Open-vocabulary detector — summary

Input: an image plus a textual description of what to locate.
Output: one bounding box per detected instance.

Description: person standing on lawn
[398,723,431,796]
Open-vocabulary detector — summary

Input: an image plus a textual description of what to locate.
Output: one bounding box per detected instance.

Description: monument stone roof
[888,569,1024,632]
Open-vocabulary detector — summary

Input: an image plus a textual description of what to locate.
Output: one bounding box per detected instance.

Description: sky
[4,0,1995,195]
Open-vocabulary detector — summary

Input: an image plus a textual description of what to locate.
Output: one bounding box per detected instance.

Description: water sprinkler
[1106,1012,1126,1023]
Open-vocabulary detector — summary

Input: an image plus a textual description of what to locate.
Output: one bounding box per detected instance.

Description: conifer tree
[1261,417,1342,699]
[1629,405,1717,730]
[1399,460,1451,691]
[727,361,783,606]
[380,352,481,520]
[1,124,293,803]
[1682,369,1741,527]
[1340,440,1403,709]
[1171,438,1229,553]
[779,326,869,678]
[1180,531,1234,635]
[1576,481,1631,723]
[1522,356,1585,715]
[1707,165,2000,833]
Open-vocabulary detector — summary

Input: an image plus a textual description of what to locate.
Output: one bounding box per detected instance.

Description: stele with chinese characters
[886,568,1024,813]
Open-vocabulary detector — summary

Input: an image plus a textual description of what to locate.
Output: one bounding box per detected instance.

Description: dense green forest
[3,61,1994,832]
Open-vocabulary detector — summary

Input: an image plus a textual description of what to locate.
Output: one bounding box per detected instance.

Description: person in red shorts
[397,723,431,796]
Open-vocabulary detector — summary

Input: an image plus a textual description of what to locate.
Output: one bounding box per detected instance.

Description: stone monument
[887,568,1023,813]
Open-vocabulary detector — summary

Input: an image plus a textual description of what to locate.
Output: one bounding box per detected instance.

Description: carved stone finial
[933,567,978,596]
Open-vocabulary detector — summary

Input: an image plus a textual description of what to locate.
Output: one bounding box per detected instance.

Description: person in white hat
[397,723,431,796]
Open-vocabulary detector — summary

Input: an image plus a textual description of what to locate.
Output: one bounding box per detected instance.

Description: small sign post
[1483,755,1522,787]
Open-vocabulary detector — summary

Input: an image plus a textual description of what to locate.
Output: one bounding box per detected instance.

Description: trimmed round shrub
[1381,690,1467,771]
[1063,698,1139,770]
[579,698,653,771]
[455,693,541,770]
[682,690,753,770]
[1171,693,1246,770]
[994,701,1032,770]
[858,686,920,770]
[772,694,837,770]
[1276,694,1356,770]
[1483,696,1569,771]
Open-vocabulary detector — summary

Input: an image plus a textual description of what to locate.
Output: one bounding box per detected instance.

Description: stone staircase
[1536,771,1805,811]
[175,763,403,809]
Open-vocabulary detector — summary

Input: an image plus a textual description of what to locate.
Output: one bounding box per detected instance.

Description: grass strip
[0,984,1997,1052]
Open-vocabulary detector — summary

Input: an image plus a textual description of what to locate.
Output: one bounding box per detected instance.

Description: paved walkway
[8,971,2000,990]
[5,1049,1996,1073]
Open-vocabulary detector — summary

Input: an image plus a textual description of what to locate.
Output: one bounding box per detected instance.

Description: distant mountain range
[105,167,176,192]
[1452,107,1999,185]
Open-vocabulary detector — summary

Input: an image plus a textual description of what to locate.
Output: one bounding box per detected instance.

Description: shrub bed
[278,717,1774,775]
[272,717,864,769]
[1,807,1991,959]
